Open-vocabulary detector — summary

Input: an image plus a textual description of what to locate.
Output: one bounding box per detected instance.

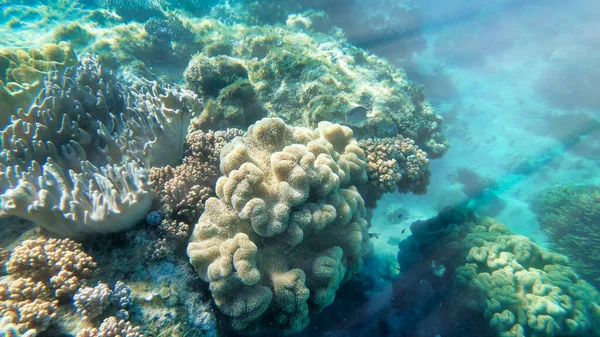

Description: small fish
[398,214,403,219]
[401,228,406,234]
[369,232,380,239]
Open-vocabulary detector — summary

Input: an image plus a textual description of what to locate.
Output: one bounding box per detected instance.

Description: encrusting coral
[187,118,373,334]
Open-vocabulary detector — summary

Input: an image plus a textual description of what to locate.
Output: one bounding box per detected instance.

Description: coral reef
[185,54,267,131]
[187,118,372,334]
[532,185,600,286]
[179,19,447,158]
[143,16,196,66]
[96,0,165,22]
[209,0,427,63]
[391,208,600,337]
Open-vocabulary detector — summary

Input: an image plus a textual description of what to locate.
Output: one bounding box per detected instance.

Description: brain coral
[187,118,373,334]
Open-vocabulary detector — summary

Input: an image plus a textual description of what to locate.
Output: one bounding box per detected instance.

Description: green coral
[532,185,600,285]
[456,218,600,337]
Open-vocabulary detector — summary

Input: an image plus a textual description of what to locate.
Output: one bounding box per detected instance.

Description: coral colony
[0,1,599,337]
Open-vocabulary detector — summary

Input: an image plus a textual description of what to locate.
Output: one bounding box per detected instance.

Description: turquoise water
[0,1,599,337]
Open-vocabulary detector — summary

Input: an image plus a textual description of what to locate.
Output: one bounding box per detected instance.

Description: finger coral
[74,283,113,320]
[76,316,141,337]
[1,237,97,336]
[187,118,372,334]
[5,238,97,298]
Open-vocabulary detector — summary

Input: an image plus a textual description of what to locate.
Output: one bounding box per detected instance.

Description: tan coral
[359,136,430,204]
[6,238,97,298]
[188,118,372,334]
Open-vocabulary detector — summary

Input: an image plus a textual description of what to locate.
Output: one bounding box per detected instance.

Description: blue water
[0,1,599,337]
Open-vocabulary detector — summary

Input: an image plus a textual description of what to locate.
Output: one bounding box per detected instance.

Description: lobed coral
[393,208,600,337]
[187,118,372,334]
[456,218,600,337]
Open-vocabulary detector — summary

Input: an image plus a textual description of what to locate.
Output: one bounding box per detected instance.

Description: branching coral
[148,128,243,224]
[532,185,600,286]
[76,316,141,337]
[5,238,97,297]
[187,118,372,334]
[0,237,97,336]
[74,283,113,320]
[358,136,430,204]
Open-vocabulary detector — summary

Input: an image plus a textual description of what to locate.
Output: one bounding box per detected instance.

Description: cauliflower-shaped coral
[5,238,97,298]
[74,283,113,320]
[76,316,141,337]
[148,128,243,224]
[188,118,372,334]
[358,136,430,204]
